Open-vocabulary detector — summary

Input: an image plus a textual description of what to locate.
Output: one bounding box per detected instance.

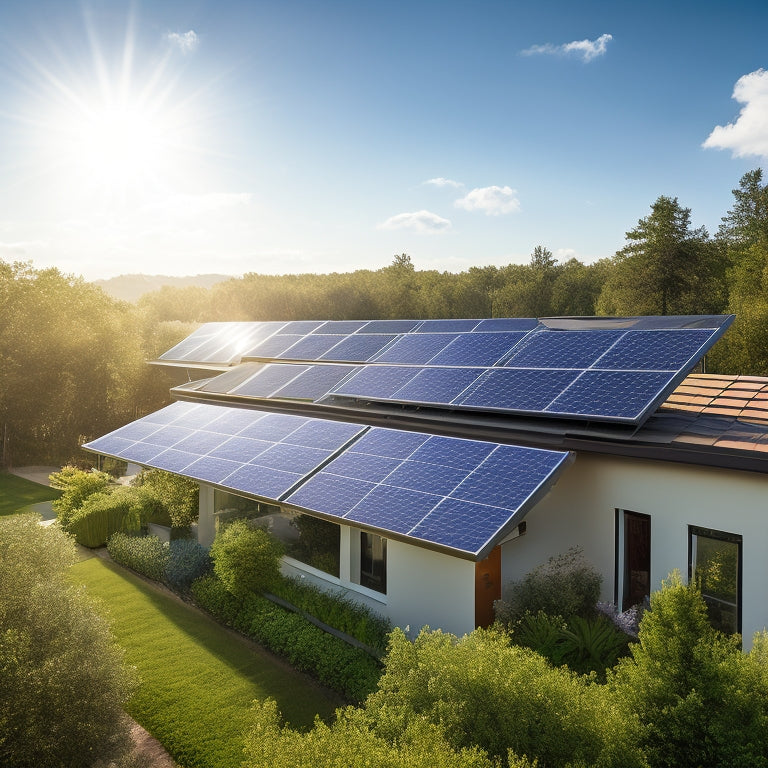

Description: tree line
[138,168,768,374]
[1,168,766,465]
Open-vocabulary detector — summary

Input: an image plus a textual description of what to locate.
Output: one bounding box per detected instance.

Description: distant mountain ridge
[94,273,233,302]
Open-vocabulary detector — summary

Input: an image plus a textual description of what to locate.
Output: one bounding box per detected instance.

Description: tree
[0,515,137,767]
[597,196,726,316]
[132,468,199,528]
[718,168,768,251]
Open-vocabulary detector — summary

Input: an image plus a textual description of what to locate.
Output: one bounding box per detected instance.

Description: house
[84,315,768,643]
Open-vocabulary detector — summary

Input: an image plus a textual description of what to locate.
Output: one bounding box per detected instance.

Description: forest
[1,169,766,466]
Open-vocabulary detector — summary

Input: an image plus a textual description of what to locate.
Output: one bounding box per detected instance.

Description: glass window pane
[690,528,741,635]
[360,532,387,594]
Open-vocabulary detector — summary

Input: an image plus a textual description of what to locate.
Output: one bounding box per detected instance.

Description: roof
[83,314,768,561]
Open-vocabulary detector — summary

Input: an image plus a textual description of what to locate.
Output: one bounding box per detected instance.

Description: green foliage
[272,576,392,652]
[68,486,147,547]
[192,574,381,701]
[611,571,768,768]
[0,260,171,466]
[210,519,284,596]
[597,195,727,316]
[366,627,645,768]
[164,538,212,591]
[243,699,504,768]
[495,547,602,627]
[289,514,341,576]
[0,515,136,767]
[50,465,112,527]
[108,532,170,582]
[132,468,199,528]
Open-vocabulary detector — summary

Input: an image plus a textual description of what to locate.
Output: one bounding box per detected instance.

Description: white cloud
[703,69,768,159]
[165,30,199,54]
[377,210,452,233]
[423,177,464,188]
[555,248,579,261]
[521,33,612,63]
[454,186,520,216]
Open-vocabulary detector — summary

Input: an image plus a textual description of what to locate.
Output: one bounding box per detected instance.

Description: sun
[16,14,205,210]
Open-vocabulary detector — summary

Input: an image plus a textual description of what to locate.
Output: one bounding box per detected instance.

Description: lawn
[72,557,343,768]
[0,472,60,516]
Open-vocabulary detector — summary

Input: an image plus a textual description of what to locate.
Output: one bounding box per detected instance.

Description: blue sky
[0,0,766,280]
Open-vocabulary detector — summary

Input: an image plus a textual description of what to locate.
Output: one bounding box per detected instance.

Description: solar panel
[318,334,398,362]
[473,318,539,332]
[276,334,346,360]
[503,329,626,369]
[271,364,357,400]
[456,369,580,412]
[389,367,484,405]
[594,329,716,371]
[372,333,459,364]
[243,334,305,359]
[312,321,368,334]
[429,332,529,366]
[284,428,571,557]
[330,365,419,399]
[358,320,421,334]
[82,403,367,502]
[414,319,481,333]
[232,364,310,397]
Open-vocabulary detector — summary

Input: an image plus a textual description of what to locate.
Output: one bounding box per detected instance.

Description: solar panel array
[167,316,734,425]
[83,401,570,558]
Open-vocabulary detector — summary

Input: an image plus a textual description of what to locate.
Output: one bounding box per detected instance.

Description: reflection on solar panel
[160,315,734,427]
[158,322,286,365]
[83,402,366,500]
[285,428,570,557]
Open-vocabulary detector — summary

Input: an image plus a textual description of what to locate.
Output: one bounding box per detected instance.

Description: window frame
[688,525,742,635]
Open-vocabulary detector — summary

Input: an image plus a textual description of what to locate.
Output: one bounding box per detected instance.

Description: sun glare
[16,12,206,211]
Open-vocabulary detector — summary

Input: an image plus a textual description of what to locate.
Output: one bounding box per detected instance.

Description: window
[615,510,651,611]
[689,526,741,635]
[360,532,387,594]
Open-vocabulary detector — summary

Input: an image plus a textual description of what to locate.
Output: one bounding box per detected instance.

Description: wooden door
[475,546,501,628]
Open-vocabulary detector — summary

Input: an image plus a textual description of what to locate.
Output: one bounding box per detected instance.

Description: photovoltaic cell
[243,334,305,359]
[546,370,675,419]
[594,329,715,371]
[232,364,310,397]
[473,318,539,332]
[358,320,421,334]
[318,334,398,362]
[457,369,580,412]
[224,463,305,499]
[429,332,528,366]
[276,334,346,360]
[331,365,419,399]
[345,486,441,533]
[312,320,368,334]
[279,321,325,334]
[503,329,626,369]
[272,364,356,400]
[286,474,376,516]
[389,367,483,405]
[372,334,458,364]
[414,319,480,333]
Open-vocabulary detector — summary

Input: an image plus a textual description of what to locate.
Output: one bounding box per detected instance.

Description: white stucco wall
[502,452,768,645]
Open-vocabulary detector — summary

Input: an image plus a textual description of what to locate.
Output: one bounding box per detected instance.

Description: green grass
[72,557,343,768]
[0,472,60,516]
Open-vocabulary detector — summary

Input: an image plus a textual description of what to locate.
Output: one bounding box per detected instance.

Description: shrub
[512,611,630,679]
[272,577,392,652]
[192,574,381,701]
[50,465,112,528]
[365,627,646,768]
[67,486,147,547]
[611,571,768,768]
[164,538,212,592]
[108,533,169,582]
[243,699,504,768]
[0,515,136,767]
[495,547,602,626]
[132,469,199,528]
[210,519,284,596]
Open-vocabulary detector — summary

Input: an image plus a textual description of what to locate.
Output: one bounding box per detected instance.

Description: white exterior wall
[386,539,475,637]
[502,452,768,645]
